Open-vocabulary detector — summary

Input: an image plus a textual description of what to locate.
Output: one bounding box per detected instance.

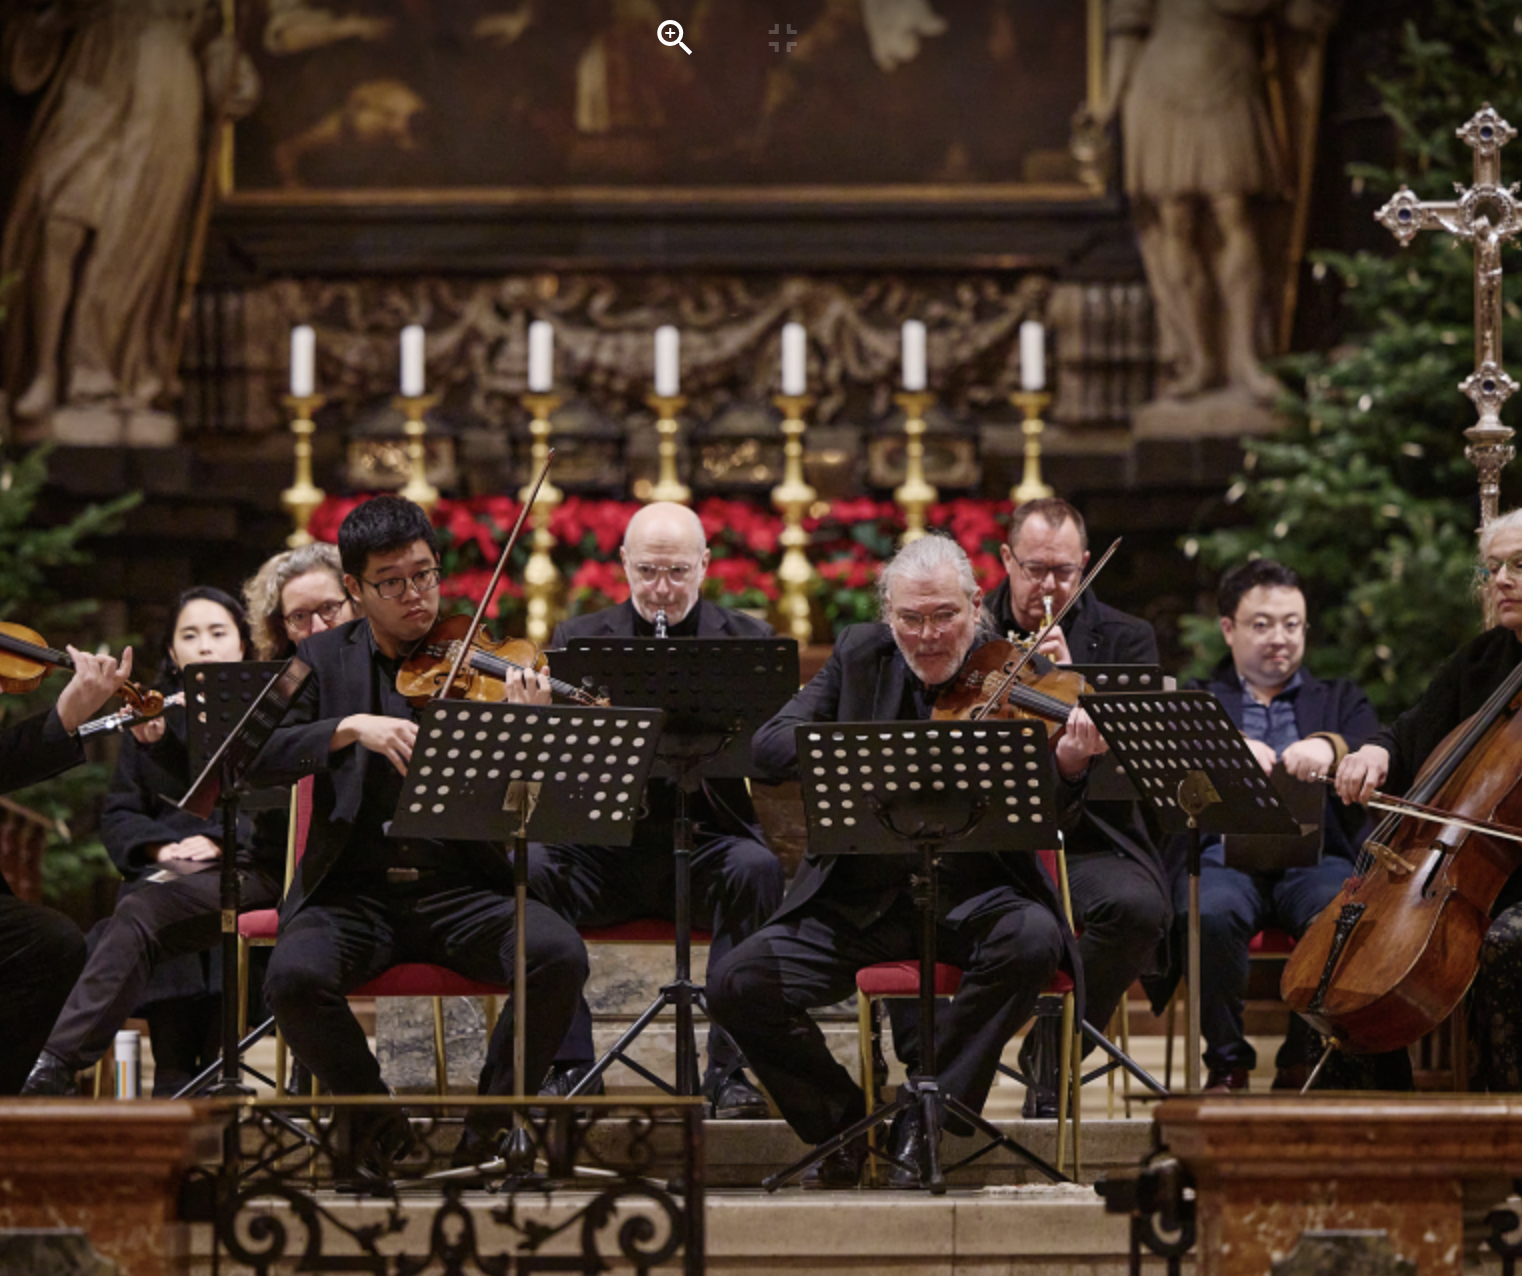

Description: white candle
[654,325,680,397]
[1019,320,1046,392]
[290,325,315,398]
[902,320,927,392]
[528,320,554,392]
[400,324,426,397]
[781,322,806,396]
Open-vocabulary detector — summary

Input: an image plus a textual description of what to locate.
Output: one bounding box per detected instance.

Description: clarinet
[654,608,668,638]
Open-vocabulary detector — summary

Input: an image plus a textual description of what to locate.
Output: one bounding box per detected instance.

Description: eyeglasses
[282,599,349,633]
[1012,556,1083,585]
[892,606,965,636]
[1241,616,1307,638]
[1479,554,1522,582]
[630,563,698,585]
[362,567,443,600]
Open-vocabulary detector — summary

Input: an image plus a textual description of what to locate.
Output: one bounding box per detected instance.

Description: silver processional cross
[1376,104,1522,525]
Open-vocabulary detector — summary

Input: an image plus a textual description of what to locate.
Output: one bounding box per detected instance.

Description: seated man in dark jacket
[707,532,1106,1189]
[0,643,133,1093]
[1181,558,1404,1091]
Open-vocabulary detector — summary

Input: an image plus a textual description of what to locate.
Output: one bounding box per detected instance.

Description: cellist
[244,495,588,1177]
[1338,507,1522,1091]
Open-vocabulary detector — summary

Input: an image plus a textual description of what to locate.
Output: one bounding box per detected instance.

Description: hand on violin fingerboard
[1054,704,1107,779]
[56,645,134,734]
[501,666,552,706]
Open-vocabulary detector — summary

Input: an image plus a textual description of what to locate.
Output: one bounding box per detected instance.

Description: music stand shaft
[1187,823,1203,1096]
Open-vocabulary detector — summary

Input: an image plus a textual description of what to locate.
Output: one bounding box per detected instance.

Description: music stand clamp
[1079,690,1303,1094]
[389,699,663,1173]
[762,718,1070,1196]
[176,660,310,1100]
[551,638,800,1104]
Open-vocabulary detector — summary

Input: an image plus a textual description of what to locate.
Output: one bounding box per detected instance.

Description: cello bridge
[1364,839,1415,879]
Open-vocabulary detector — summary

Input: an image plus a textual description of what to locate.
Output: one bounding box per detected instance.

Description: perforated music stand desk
[1079,689,1304,1094]
[552,637,799,1099]
[762,717,1066,1195]
[390,699,664,1173]
[174,659,310,1099]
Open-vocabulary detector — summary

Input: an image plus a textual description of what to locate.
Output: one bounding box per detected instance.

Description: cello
[1281,656,1522,1055]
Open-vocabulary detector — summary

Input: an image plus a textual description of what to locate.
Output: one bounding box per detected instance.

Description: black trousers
[0,894,86,1094]
[527,831,784,1090]
[889,847,1167,1072]
[707,888,1064,1145]
[264,871,587,1097]
[45,867,281,1071]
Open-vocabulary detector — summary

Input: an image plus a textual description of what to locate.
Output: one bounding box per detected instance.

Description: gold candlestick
[281,393,327,548]
[893,391,938,543]
[771,393,819,647]
[519,392,565,646]
[392,393,441,513]
[646,393,691,503]
[1010,390,1055,505]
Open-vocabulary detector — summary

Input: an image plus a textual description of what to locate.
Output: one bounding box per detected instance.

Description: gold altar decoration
[893,392,938,544]
[392,393,441,514]
[1009,390,1055,506]
[771,394,819,646]
[1376,103,1522,526]
[646,394,691,504]
[519,393,565,645]
[281,393,327,548]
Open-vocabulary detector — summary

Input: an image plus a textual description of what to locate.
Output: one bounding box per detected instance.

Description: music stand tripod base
[762,718,1071,1195]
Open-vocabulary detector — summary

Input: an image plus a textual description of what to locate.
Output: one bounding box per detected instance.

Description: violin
[1281,655,1522,1055]
[398,614,605,707]
[932,539,1121,737]
[0,620,164,720]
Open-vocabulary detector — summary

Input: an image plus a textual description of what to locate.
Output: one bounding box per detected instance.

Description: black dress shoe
[335,1107,419,1193]
[885,1107,932,1189]
[800,1136,867,1190]
[20,1051,78,1097]
[710,1073,770,1120]
[538,1061,605,1098]
[1022,1084,1059,1119]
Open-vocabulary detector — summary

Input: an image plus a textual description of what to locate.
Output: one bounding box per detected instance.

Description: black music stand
[763,718,1069,1195]
[1079,690,1306,1094]
[552,637,799,1100]
[389,699,663,1172]
[1222,762,1325,873]
[173,659,311,1099]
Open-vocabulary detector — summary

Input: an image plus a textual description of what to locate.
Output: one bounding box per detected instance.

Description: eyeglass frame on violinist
[360,566,444,600]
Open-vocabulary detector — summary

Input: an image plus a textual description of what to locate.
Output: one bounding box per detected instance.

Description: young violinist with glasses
[245,495,586,1174]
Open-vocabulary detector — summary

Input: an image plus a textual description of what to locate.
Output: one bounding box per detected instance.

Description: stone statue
[1102,0,1337,403]
[0,0,258,442]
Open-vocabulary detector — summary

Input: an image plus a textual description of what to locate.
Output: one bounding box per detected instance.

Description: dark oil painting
[230,0,1098,199]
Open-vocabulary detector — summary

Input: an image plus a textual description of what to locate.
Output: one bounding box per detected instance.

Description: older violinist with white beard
[707,532,1106,1189]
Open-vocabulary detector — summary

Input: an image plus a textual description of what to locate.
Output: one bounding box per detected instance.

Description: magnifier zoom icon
[657,19,692,54]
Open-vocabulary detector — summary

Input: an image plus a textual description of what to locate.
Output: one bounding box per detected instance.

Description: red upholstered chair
[239,775,510,1096]
[853,843,1082,1179]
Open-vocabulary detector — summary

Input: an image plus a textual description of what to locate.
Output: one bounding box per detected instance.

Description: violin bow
[433,450,556,702]
[970,537,1122,721]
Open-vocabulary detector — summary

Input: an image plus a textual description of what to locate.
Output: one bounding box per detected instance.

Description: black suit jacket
[751,622,1085,1016]
[550,599,774,842]
[0,707,85,896]
[246,618,513,920]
